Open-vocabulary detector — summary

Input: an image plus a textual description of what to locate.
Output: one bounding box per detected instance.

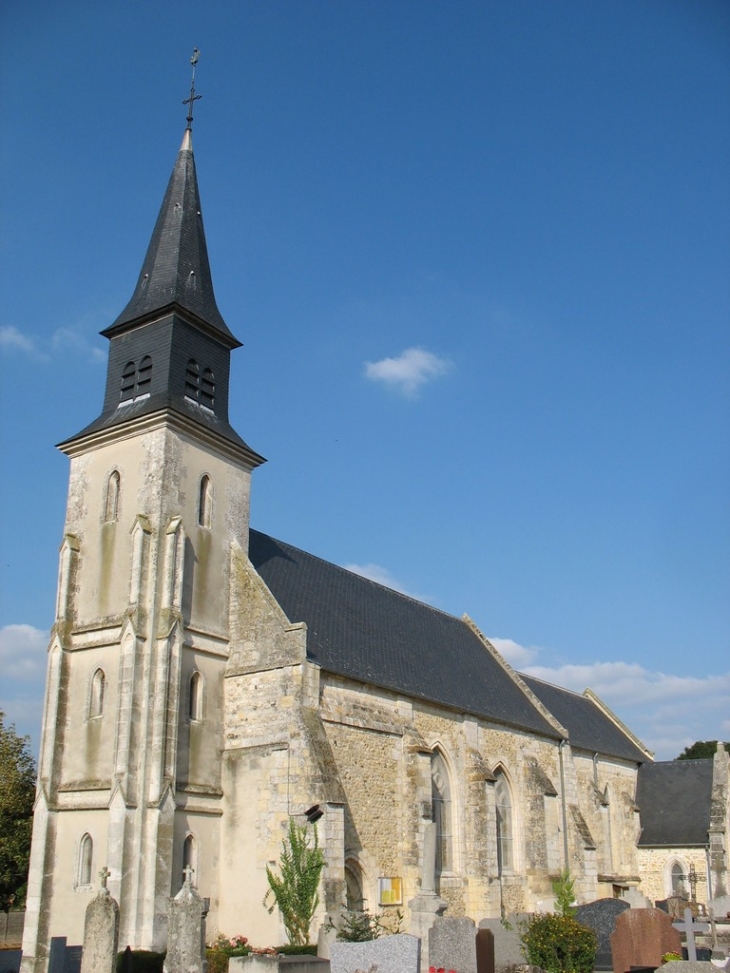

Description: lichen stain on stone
[98,522,117,616]
[192,528,212,622]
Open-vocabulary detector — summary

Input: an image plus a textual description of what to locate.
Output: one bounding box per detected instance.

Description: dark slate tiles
[636,759,713,846]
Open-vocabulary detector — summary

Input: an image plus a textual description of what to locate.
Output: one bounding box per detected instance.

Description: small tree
[0,711,36,911]
[552,868,576,917]
[264,818,325,946]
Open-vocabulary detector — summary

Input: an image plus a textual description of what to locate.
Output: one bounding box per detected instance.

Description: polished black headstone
[574,898,630,971]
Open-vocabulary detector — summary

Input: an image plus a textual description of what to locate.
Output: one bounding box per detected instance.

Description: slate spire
[103,129,240,348]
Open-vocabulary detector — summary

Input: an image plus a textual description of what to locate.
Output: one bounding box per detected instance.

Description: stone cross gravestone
[329,933,421,973]
[408,821,447,971]
[429,916,477,973]
[163,868,207,973]
[610,907,681,973]
[673,908,710,962]
[80,867,119,973]
[656,896,689,919]
[574,898,629,971]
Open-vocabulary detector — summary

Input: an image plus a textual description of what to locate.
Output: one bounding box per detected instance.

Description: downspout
[559,739,570,868]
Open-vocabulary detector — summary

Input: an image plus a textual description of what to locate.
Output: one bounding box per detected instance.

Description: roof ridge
[250,527,464,621]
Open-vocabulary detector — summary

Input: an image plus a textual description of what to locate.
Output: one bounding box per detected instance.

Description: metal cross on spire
[183,48,202,130]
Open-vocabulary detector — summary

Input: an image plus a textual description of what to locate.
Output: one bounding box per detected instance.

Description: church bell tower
[22,70,264,971]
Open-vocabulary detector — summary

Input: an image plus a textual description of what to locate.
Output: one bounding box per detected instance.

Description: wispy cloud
[488,636,540,668]
[364,347,453,397]
[0,326,38,356]
[343,562,432,603]
[0,624,49,757]
[0,324,105,364]
[489,636,730,760]
[0,624,49,680]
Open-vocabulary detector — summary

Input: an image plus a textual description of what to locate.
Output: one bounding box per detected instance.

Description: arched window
[189,671,203,722]
[104,471,120,522]
[78,833,93,887]
[431,750,453,877]
[120,361,136,402]
[671,861,687,897]
[494,769,513,874]
[185,359,200,400]
[119,358,153,404]
[89,668,105,719]
[137,356,152,397]
[185,360,215,411]
[182,833,197,886]
[198,475,212,528]
[200,368,215,409]
[344,859,365,911]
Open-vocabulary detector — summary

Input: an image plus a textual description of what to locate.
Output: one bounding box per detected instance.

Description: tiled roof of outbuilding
[249,529,562,739]
[520,674,649,763]
[636,759,713,846]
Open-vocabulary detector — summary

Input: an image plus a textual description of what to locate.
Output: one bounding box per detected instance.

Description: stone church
[20,122,729,971]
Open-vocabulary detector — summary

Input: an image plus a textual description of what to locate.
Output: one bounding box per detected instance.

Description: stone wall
[637,846,711,905]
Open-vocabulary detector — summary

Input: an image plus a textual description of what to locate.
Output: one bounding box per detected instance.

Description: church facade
[20,126,728,971]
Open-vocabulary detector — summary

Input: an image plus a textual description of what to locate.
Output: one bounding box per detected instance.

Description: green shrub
[275,944,318,955]
[264,818,325,946]
[206,951,230,973]
[115,950,166,973]
[520,913,597,973]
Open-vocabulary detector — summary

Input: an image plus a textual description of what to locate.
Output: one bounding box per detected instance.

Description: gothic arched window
[78,833,93,887]
[182,833,197,886]
[431,750,453,877]
[189,671,203,722]
[671,861,687,897]
[104,471,120,522]
[345,859,365,911]
[89,668,105,719]
[494,769,514,874]
[198,475,212,528]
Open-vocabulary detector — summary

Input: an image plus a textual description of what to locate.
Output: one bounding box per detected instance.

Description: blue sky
[1,0,728,761]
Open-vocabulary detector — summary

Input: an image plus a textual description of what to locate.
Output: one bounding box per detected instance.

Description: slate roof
[636,759,713,846]
[249,529,561,739]
[103,130,239,347]
[520,674,649,763]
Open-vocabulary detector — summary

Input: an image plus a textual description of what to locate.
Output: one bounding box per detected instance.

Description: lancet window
[78,834,93,887]
[198,475,212,528]
[494,769,514,874]
[89,668,105,719]
[104,471,120,522]
[431,750,453,877]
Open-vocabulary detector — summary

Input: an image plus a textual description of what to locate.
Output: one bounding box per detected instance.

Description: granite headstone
[329,933,420,973]
[574,898,629,970]
[610,907,681,973]
[430,916,477,973]
[477,917,525,970]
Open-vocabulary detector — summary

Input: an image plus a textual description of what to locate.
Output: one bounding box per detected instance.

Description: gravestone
[475,927,494,973]
[574,898,629,971]
[708,895,730,919]
[80,867,120,973]
[656,896,689,919]
[429,916,477,973]
[48,937,83,973]
[621,887,652,909]
[610,907,681,973]
[329,933,420,973]
[163,867,207,973]
[477,917,524,970]
[408,821,447,971]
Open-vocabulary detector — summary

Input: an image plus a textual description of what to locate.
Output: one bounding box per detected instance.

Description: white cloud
[488,636,730,760]
[0,625,49,759]
[364,347,453,397]
[0,324,104,363]
[0,325,43,357]
[0,624,49,680]
[343,562,432,602]
[488,636,540,668]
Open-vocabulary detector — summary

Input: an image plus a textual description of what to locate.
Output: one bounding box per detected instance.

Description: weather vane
[183,48,202,130]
